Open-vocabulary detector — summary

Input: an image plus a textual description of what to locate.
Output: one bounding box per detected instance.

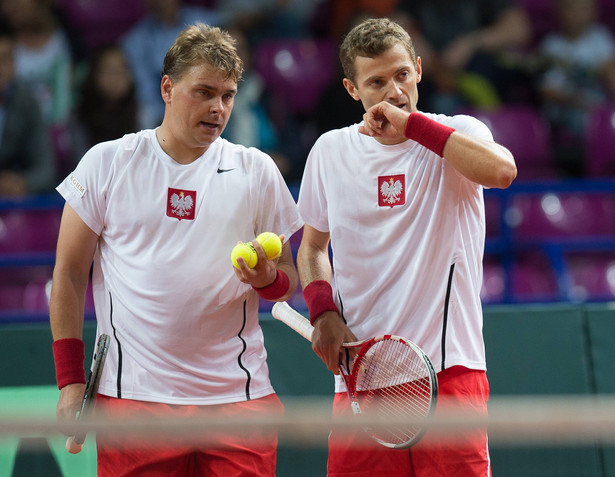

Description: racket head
[344,335,438,449]
[67,334,110,451]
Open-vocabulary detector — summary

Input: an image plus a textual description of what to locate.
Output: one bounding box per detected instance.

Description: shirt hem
[97,385,276,405]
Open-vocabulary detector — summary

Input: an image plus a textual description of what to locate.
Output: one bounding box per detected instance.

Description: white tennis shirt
[57,129,303,405]
[298,113,492,392]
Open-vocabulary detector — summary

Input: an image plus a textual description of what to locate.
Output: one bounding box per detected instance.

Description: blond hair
[162,23,243,83]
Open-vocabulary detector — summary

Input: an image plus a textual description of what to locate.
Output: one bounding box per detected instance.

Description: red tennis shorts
[327,365,491,477]
[94,393,283,477]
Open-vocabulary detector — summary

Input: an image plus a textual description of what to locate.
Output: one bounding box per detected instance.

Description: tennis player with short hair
[297,17,516,476]
[50,23,302,476]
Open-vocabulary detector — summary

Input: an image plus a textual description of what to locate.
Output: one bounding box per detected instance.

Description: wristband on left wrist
[252,269,289,301]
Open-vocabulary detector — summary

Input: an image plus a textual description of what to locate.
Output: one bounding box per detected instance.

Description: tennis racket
[272,301,438,449]
[65,333,110,454]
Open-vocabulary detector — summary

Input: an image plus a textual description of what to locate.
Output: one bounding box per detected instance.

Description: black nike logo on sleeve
[217,168,236,173]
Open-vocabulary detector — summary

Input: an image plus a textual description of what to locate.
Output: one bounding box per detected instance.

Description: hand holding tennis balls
[230,233,282,269]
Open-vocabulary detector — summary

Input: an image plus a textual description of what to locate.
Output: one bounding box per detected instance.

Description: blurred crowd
[0,0,614,196]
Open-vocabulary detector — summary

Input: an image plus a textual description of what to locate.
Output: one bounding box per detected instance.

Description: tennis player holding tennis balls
[296,17,516,477]
[50,23,302,476]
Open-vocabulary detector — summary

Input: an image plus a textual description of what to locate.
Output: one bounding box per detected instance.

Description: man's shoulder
[84,130,149,165]
[316,124,359,145]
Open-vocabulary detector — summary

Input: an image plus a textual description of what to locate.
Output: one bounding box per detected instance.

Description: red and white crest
[378,175,405,208]
[167,188,196,220]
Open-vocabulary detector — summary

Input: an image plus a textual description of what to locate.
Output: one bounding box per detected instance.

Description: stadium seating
[567,252,615,302]
[510,251,560,302]
[584,104,615,177]
[462,106,558,180]
[55,0,144,52]
[253,38,338,116]
[484,194,502,239]
[508,191,615,239]
[484,182,615,304]
[481,257,507,304]
[513,0,557,43]
[0,266,53,313]
[0,210,61,254]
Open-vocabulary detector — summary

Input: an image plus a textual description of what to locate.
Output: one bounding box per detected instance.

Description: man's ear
[160,75,173,104]
[343,78,361,101]
[416,56,422,83]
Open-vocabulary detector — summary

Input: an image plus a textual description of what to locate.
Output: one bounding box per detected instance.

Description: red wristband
[52,338,86,390]
[303,280,339,325]
[253,269,289,301]
[404,112,455,156]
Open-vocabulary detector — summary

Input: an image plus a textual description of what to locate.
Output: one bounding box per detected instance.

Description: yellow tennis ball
[231,243,258,269]
[256,232,282,260]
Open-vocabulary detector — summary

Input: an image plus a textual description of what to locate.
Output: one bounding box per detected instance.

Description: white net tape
[2,396,615,448]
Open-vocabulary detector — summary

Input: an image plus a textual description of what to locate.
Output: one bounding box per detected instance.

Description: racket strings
[352,339,435,446]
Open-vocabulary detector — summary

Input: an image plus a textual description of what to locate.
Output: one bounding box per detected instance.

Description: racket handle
[272,302,314,342]
[65,435,83,454]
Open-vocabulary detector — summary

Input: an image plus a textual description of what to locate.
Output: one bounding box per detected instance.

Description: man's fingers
[65,436,83,454]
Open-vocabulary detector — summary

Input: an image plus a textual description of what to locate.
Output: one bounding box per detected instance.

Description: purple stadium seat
[0,270,95,314]
[253,38,337,115]
[0,265,53,311]
[584,104,615,177]
[514,0,557,43]
[0,210,61,253]
[510,251,559,302]
[0,285,25,311]
[55,0,145,51]
[567,252,615,301]
[484,195,501,238]
[22,279,52,312]
[481,257,506,304]
[464,106,557,180]
[509,192,615,239]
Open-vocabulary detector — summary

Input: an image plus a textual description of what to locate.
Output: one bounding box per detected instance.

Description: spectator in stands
[120,0,227,129]
[0,0,73,128]
[70,46,138,165]
[318,0,398,41]
[314,10,374,135]
[222,28,291,178]
[0,26,57,196]
[537,0,615,176]
[214,0,314,44]
[394,0,533,113]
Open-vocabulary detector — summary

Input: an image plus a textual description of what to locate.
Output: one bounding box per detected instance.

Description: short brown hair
[339,18,416,83]
[162,23,243,83]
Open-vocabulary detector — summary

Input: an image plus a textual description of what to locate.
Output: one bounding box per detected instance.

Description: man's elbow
[493,162,517,189]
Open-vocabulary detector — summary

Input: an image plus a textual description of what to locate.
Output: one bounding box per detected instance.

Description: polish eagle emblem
[380,177,404,205]
[170,191,194,217]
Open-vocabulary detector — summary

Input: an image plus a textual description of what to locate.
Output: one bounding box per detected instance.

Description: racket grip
[65,435,84,454]
[272,302,314,342]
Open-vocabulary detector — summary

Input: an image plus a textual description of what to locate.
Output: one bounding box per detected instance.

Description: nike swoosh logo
[217,168,236,173]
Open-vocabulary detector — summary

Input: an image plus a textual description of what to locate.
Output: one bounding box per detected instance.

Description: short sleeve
[56,142,114,235]
[297,137,330,233]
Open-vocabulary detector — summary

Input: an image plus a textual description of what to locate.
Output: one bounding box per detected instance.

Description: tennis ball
[256,232,282,260]
[231,243,258,269]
